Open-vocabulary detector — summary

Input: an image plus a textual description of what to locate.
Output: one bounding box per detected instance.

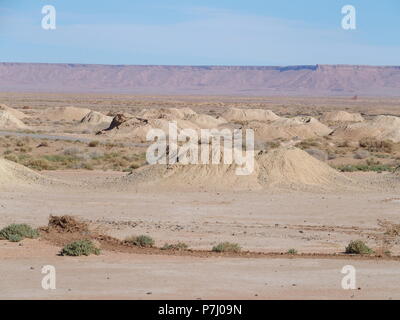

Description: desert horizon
[2,62,400,96]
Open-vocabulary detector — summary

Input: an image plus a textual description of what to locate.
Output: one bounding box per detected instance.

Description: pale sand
[1,240,399,300]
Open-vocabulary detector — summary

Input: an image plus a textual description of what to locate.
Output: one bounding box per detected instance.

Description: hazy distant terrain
[1,63,400,96]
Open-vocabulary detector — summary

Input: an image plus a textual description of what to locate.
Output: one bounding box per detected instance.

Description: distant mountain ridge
[1,62,399,96]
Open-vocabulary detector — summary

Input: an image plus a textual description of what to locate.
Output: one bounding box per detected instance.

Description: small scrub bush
[4,154,18,162]
[345,240,374,255]
[359,138,394,153]
[0,224,39,242]
[161,242,189,251]
[60,239,100,256]
[88,140,100,147]
[212,242,241,253]
[296,139,320,150]
[366,158,381,166]
[63,147,81,156]
[287,248,298,255]
[25,158,53,171]
[125,235,155,247]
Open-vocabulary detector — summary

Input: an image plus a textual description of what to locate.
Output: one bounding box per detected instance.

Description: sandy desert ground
[1,93,400,299]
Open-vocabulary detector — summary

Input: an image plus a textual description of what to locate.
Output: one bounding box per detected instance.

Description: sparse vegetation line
[13,215,399,261]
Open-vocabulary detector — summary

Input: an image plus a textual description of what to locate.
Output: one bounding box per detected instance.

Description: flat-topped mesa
[1,63,399,96]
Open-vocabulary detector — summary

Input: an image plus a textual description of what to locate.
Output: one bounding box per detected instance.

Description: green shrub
[345,240,374,255]
[9,234,23,242]
[161,242,189,251]
[335,164,394,173]
[0,224,39,242]
[125,235,155,247]
[60,239,100,256]
[287,248,298,255]
[212,242,241,253]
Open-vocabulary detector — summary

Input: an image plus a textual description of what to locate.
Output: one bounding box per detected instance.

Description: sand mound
[120,148,260,191]
[256,147,348,187]
[0,158,52,188]
[79,111,113,130]
[99,115,199,141]
[0,110,29,130]
[0,104,28,119]
[100,111,225,140]
[332,115,400,142]
[44,106,91,121]
[320,111,364,123]
[248,116,332,141]
[183,114,227,129]
[138,108,196,120]
[222,108,280,122]
[117,147,350,191]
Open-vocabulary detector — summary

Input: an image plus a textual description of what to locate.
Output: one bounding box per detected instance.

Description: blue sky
[0,0,399,66]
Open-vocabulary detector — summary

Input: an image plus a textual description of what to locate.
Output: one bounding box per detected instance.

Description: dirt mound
[222,108,280,122]
[79,111,113,130]
[103,113,132,131]
[44,106,91,121]
[248,116,332,142]
[99,111,225,140]
[47,215,89,233]
[115,147,350,191]
[183,114,227,129]
[120,161,261,191]
[320,111,364,123]
[332,115,400,142]
[99,115,198,140]
[137,108,225,130]
[0,104,28,119]
[0,158,52,188]
[138,108,196,120]
[256,147,349,187]
[0,110,29,130]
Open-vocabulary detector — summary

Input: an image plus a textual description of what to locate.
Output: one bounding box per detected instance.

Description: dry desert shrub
[212,242,241,253]
[88,140,100,147]
[60,239,100,256]
[295,138,320,149]
[125,235,155,247]
[345,240,373,255]
[359,138,394,153]
[378,219,400,237]
[48,215,89,233]
[24,158,53,171]
[161,242,189,251]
